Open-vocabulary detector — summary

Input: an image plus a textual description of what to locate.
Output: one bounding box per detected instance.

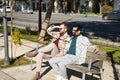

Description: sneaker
[62,78,68,80]
[56,75,63,80]
[25,51,37,57]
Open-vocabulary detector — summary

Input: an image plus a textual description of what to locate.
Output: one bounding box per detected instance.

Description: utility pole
[38,0,41,33]
[2,0,10,65]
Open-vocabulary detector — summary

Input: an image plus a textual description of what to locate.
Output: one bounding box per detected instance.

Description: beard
[72,33,76,37]
[60,32,65,36]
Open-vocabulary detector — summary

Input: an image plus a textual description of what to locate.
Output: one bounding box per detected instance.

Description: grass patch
[94,43,120,64]
[0,56,36,68]
[0,26,51,43]
[22,34,39,42]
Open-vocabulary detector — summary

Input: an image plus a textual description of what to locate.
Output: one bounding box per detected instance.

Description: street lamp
[2,0,10,65]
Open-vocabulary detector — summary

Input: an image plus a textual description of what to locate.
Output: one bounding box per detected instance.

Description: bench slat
[66,50,106,80]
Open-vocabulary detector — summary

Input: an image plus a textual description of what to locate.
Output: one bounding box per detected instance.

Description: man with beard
[26,23,70,80]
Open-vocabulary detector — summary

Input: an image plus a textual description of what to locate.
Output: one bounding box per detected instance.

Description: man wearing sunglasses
[49,24,99,80]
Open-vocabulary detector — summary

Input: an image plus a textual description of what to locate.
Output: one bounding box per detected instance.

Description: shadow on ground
[107,50,120,80]
[50,21,120,43]
[40,61,52,78]
[67,69,100,80]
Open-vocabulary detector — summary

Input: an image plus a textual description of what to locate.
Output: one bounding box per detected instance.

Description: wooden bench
[66,50,106,80]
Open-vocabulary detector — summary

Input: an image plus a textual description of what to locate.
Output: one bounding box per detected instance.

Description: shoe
[25,51,37,57]
[56,75,63,80]
[62,78,68,80]
[32,72,40,80]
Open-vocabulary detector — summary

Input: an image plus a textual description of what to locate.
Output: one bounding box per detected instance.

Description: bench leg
[100,69,104,80]
[100,73,104,80]
[82,73,85,80]
[30,58,33,71]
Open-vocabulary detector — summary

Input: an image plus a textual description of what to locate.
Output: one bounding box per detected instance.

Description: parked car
[22,9,33,14]
[102,10,120,20]
[0,6,11,12]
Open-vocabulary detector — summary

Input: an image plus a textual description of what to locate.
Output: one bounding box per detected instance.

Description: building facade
[1,0,118,13]
[15,0,93,13]
[114,0,120,10]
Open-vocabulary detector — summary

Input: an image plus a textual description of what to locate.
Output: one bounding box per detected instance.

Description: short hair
[73,24,82,31]
[60,22,68,29]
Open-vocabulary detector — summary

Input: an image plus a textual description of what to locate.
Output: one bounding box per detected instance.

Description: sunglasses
[72,29,78,32]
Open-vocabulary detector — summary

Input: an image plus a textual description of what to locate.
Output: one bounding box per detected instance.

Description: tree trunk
[99,2,103,14]
[55,0,59,13]
[63,0,68,13]
[76,0,80,13]
[14,45,17,58]
[38,0,55,42]
[10,0,15,59]
[58,0,63,13]
[28,0,33,10]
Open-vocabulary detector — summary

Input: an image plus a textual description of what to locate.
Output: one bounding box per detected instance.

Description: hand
[51,25,59,28]
[94,47,99,53]
[55,53,63,57]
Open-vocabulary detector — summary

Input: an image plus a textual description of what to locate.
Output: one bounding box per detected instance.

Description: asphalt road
[0,12,120,45]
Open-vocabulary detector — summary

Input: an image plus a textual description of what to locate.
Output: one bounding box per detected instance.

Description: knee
[37,52,44,57]
[38,49,43,53]
[48,59,53,66]
[48,59,55,66]
[59,62,66,68]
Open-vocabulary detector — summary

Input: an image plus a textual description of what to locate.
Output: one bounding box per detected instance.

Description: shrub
[12,28,22,46]
[102,5,113,14]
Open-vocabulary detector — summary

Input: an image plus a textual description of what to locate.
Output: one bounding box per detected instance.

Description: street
[0,12,103,29]
[0,12,120,45]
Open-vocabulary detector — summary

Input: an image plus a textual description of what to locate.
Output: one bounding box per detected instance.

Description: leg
[36,43,59,72]
[49,57,66,80]
[32,43,59,80]
[38,42,59,57]
[49,54,78,79]
[49,57,63,74]
[58,54,78,79]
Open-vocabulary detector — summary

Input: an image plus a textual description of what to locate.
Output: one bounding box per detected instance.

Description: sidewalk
[0,35,120,80]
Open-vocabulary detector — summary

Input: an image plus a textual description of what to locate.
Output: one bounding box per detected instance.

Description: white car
[22,9,33,14]
[0,6,11,12]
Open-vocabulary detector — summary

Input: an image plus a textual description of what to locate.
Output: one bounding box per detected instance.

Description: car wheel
[104,16,108,20]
